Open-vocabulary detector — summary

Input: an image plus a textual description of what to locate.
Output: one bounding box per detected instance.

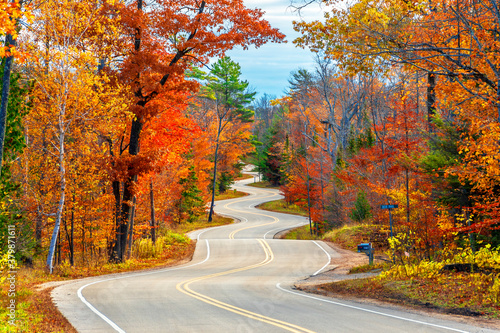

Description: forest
[1,0,500,326]
[0,0,284,273]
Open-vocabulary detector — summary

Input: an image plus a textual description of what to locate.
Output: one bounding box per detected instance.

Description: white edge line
[196,215,249,241]
[312,241,331,276]
[197,224,229,241]
[76,239,211,333]
[263,222,306,239]
[275,283,469,333]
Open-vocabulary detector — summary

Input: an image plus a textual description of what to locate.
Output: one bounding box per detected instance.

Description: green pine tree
[349,190,372,222]
[179,166,205,223]
[0,63,33,258]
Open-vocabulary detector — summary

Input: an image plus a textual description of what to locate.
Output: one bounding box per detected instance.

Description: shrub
[132,236,166,259]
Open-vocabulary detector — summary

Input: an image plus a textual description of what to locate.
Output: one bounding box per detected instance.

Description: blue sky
[225,0,327,99]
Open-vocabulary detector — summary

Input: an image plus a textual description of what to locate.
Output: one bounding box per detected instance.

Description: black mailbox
[357,243,371,254]
[357,243,374,265]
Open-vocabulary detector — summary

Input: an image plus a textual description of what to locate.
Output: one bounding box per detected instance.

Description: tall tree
[0,61,31,258]
[111,1,284,261]
[0,0,30,176]
[204,56,255,222]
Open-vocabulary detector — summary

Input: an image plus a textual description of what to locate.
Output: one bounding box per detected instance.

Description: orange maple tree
[106,0,285,262]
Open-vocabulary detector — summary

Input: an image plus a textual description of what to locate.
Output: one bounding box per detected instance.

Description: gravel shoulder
[294,242,379,287]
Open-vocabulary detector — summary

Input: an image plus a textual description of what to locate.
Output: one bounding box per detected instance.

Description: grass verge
[214,190,247,201]
[235,174,254,181]
[257,199,308,217]
[281,225,320,240]
[322,224,390,252]
[302,274,500,320]
[246,181,278,189]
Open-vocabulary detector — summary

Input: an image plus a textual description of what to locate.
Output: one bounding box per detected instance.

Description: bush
[132,237,166,259]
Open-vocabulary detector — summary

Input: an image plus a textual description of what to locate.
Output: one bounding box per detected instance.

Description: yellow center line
[222,189,281,239]
[176,239,316,333]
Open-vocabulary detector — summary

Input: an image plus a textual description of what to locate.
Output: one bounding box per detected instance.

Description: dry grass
[1,262,78,333]
[322,224,390,252]
[305,273,500,320]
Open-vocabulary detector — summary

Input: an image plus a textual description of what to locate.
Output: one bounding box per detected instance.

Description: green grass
[257,199,308,216]
[246,181,279,189]
[282,225,320,240]
[169,214,234,234]
[235,174,254,181]
[214,190,247,201]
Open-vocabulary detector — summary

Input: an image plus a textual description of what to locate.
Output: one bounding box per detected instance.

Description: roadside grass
[246,180,278,189]
[311,273,500,319]
[257,199,308,217]
[214,189,247,201]
[0,214,233,333]
[282,225,320,240]
[348,262,386,274]
[235,174,254,181]
[169,214,234,234]
[322,224,390,252]
[256,200,322,240]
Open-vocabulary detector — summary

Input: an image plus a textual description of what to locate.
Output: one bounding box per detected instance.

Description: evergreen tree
[421,116,473,210]
[0,63,33,258]
[205,57,255,221]
[349,190,372,222]
[178,166,205,223]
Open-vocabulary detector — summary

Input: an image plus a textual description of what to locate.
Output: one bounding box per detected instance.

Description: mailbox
[357,243,371,254]
[357,243,374,266]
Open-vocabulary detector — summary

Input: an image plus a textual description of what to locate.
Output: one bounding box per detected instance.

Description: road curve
[52,175,495,333]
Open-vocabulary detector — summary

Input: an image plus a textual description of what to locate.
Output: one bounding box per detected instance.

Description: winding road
[52,175,496,333]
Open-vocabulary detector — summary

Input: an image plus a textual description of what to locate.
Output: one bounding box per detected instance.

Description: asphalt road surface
[53,175,496,333]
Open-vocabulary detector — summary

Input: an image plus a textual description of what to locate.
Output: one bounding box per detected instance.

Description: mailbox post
[357,243,374,265]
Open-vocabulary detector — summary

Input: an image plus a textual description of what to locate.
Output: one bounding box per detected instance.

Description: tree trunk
[70,199,74,266]
[150,180,156,243]
[110,180,121,260]
[426,72,436,126]
[208,118,223,222]
[319,151,325,215]
[113,118,142,262]
[46,129,66,273]
[127,196,137,259]
[0,34,15,176]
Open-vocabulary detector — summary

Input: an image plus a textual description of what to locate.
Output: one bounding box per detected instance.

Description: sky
[225,0,328,99]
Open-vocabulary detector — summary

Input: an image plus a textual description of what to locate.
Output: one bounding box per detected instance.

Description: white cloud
[225,0,327,98]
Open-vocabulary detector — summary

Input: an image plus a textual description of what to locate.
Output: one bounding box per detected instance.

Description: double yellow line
[176,239,315,333]
[223,190,281,239]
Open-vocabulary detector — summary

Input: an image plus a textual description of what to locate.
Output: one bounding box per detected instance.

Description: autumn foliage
[245,0,500,261]
[0,0,284,272]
